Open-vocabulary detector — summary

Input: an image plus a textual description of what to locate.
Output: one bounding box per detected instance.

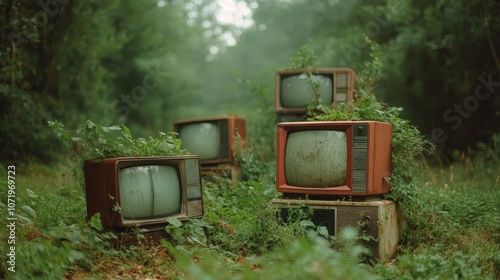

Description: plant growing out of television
[49,120,189,161]
[310,95,434,198]
[287,47,326,115]
[49,120,204,237]
[276,45,435,201]
[275,47,356,118]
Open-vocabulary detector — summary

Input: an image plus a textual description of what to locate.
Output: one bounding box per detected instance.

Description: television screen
[275,68,355,115]
[276,121,392,197]
[84,156,204,230]
[281,74,334,108]
[119,165,181,219]
[285,130,347,187]
[177,122,220,161]
[174,116,246,165]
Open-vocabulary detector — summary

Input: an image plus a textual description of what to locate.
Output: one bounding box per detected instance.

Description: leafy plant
[168,229,379,280]
[308,95,434,205]
[234,73,278,179]
[201,178,298,255]
[48,120,189,184]
[237,146,276,183]
[49,119,188,160]
[286,47,332,115]
[376,251,489,280]
[287,46,320,70]
[165,218,212,247]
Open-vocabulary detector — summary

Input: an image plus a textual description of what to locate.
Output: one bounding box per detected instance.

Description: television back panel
[271,198,400,263]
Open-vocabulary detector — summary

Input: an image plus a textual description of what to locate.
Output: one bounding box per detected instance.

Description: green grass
[378,161,500,279]
[1,157,499,279]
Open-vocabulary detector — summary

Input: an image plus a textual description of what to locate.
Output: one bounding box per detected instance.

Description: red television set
[84,155,204,232]
[275,68,355,115]
[173,116,246,166]
[276,121,392,197]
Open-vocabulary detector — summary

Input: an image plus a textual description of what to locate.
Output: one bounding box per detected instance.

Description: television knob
[359,215,372,230]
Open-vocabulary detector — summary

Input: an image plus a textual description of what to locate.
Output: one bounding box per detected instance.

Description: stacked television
[272,68,399,262]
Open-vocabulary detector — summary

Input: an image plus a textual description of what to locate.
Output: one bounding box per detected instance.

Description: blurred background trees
[1,0,499,163]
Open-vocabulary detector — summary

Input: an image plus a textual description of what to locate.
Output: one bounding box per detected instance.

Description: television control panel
[352,124,369,192]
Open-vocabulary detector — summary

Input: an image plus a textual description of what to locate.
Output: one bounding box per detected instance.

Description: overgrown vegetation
[2,82,499,279]
[311,97,434,203]
[2,44,498,279]
[285,46,434,207]
[1,131,499,279]
[2,0,499,278]
[49,120,188,160]
[4,1,498,164]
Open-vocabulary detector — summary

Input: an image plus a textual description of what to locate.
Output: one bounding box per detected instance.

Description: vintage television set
[271,198,400,263]
[84,155,204,241]
[275,68,355,117]
[276,121,392,197]
[174,116,246,180]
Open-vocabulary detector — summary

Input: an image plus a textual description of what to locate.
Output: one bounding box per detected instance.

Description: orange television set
[84,156,204,232]
[275,68,355,115]
[173,116,246,166]
[276,121,392,197]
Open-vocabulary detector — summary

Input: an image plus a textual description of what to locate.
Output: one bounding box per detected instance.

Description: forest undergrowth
[0,132,498,280]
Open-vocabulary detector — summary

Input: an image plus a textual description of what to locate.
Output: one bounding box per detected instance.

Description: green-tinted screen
[179,122,220,160]
[119,165,181,219]
[281,74,333,108]
[285,130,347,187]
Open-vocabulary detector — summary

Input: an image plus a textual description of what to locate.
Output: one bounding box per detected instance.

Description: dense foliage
[2,0,499,163]
[1,0,203,162]
[0,133,498,279]
[49,120,188,160]
[199,0,500,160]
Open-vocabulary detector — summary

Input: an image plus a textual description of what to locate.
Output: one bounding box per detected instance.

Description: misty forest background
[1,0,499,164]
